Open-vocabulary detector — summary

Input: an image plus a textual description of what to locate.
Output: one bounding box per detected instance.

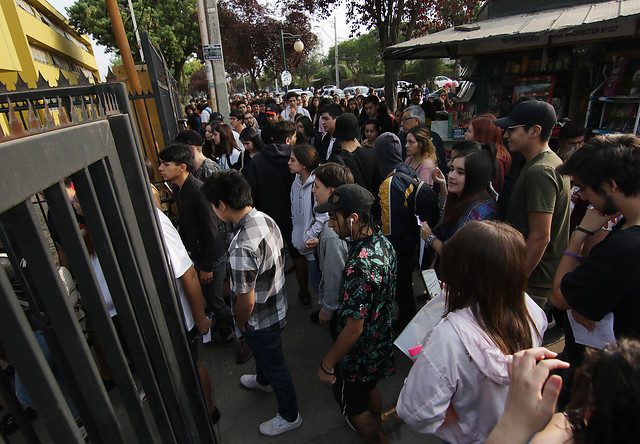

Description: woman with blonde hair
[397,220,547,443]
[405,125,438,184]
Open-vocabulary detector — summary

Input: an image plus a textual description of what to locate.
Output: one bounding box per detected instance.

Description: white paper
[394,290,447,358]
[421,269,441,299]
[567,310,616,350]
[202,330,212,344]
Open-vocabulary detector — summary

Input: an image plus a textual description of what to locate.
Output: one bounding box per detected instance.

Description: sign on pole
[281,70,292,87]
[203,44,223,61]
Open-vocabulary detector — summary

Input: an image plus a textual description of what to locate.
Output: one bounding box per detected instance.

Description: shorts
[332,376,379,417]
[186,327,199,361]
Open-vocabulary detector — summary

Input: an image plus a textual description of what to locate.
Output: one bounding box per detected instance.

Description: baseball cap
[210,112,224,122]
[174,129,203,146]
[315,184,374,214]
[493,100,557,131]
[265,103,279,115]
[332,113,361,140]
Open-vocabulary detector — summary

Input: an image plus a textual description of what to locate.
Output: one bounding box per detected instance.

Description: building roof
[384,0,640,59]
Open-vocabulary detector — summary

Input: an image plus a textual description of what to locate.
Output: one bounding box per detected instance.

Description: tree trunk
[173,59,186,92]
[384,59,403,113]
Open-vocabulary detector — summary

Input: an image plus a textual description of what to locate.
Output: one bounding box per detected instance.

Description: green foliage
[67,0,201,82]
[416,0,484,35]
[323,30,383,85]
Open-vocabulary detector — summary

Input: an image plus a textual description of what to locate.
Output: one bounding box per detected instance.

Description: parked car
[343,86,370,96]
[397,80,417,93]
[433,76,453,89]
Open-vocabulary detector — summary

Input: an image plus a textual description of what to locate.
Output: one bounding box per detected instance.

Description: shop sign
[458,34,549,55]
[550,18,637,44]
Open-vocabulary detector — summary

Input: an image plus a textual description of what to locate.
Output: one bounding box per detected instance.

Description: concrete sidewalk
[203,266,439,444]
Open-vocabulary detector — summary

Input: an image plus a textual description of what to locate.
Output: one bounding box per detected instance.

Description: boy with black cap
[331,113,381,197]
[315,184,396,444]
[493,100,570,310]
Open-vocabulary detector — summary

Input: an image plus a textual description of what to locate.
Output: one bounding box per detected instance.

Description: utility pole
[334,16,339,89]
[205,0,230,118]
[195,0,216,105]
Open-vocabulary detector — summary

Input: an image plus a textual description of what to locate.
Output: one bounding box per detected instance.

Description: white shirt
[281,106,310,121]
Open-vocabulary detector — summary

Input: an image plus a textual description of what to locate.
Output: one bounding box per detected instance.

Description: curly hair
[566,339,640,443]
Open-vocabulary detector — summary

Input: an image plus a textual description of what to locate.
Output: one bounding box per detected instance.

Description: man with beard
[552,134,640,341]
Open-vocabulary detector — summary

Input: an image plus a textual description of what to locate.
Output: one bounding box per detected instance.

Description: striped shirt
[229,208,287,331]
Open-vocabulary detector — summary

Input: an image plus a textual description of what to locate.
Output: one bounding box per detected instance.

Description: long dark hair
[566,339,640,443]
[296,115,317,143]
[347,98,359,119]
[212,123,239,159]
[442,140,495,228]
[239,127,264,152]
[441,221,537,354]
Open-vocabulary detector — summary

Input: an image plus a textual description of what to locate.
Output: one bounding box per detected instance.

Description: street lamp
[280,29,304,92]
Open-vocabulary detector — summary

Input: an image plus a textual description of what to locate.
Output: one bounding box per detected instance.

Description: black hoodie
[242,143,294,238]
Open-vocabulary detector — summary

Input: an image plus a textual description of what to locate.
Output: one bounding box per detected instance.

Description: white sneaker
[240,374,273,392]
[259,413,302,436]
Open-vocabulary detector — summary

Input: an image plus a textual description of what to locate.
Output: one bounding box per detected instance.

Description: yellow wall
[0,0,100,89]
[0,2,21,72]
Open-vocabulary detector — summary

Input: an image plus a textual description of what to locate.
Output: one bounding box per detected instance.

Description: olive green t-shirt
[507,150,570,287]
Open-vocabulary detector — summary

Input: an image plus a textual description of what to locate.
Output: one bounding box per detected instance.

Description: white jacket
[290,173,328,260]
[396,295,547,444]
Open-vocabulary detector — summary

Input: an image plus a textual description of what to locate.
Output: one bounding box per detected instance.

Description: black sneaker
[298,291,311,309]
[310,311,320,324]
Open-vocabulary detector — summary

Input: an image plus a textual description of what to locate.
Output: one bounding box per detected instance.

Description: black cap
[493,100,557,131]
[315,184,374,214]
[174,129,203,146]
[265,103,280,115]
[210,112,224,122]
[333,113,361,140]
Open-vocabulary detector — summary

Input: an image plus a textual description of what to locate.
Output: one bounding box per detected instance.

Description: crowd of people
[2,84,639,443]
[167,90,640,443]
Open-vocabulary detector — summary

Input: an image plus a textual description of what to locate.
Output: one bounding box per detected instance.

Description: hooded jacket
[243,143,294,236]
[290,173,329,259]
[374,132,403,180]
[396,294,547,444]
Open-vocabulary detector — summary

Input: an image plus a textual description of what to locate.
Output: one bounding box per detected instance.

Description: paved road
[202,265,440,444]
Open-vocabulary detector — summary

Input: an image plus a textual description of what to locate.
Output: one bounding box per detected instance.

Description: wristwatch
[426,234,437,245]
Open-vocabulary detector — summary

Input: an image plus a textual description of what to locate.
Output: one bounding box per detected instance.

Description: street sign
[203,44,223,61]
[281,70,292,87]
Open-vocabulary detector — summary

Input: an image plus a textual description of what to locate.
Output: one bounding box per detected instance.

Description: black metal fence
[0,83,216,443]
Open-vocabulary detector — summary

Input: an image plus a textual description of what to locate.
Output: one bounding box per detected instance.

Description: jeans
[243,327,298,422]
[15,330,79,420]
[197,255,233,332]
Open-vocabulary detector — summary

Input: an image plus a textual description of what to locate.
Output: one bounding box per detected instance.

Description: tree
[67,0,201,86]
[416,0,483,34]
[287,0,425,112]
[326,30,383,86]
[217,1,318,92]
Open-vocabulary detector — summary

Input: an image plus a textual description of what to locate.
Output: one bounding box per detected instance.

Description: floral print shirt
[337,230,397,382]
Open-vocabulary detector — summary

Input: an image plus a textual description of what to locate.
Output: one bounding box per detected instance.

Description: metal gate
[141,31,183,147]
[0,83,216,443]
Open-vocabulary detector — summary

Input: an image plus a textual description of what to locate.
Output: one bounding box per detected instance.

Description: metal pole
[334,16,339,89]
[195,0,216,105]
[205,0,230,117]
[280,29,288,93]
[105,0,156,152]
[127,0,144,62]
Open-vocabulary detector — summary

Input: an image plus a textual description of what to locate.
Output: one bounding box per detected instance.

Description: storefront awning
[384,0,640,59]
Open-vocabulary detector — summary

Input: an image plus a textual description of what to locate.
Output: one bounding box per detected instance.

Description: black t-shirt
[561,220,640,339]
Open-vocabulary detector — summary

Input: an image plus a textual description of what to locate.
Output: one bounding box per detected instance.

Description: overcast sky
[46,0,353,80]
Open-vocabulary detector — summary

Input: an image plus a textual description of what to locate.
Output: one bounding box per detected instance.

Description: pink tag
[409,345,422,361]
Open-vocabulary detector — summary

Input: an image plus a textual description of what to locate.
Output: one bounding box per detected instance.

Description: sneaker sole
[259,416,302,436]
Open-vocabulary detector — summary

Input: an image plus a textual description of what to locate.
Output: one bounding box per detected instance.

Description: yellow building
[0,0,100,89]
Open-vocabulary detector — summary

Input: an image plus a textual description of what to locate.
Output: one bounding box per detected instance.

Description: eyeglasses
[503,125,525,135]
[573,184,588,196]
[401,116,417,122]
